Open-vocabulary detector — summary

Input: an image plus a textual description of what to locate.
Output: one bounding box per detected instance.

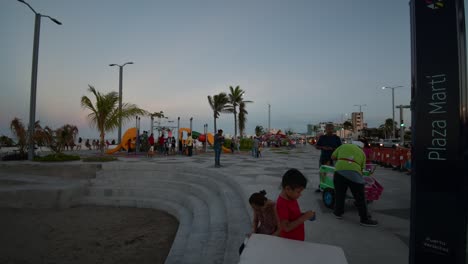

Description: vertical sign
[410,0,468,263]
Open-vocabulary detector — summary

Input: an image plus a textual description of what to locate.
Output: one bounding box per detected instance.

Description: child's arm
[279,210,315,232]
[273,205,281,236]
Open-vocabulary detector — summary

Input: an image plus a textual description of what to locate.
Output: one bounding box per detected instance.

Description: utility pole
[268,103,271,133]
[396,105,410,144]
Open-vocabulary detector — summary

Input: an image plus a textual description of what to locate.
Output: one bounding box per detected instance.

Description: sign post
[410,0,468,263]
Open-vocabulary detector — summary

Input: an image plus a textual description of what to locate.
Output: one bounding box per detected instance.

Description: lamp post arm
[17,0,38,14]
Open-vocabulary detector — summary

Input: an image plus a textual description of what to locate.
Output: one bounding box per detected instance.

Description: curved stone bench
[92,163,251,264]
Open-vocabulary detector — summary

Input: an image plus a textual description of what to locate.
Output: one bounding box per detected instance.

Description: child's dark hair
[249,190,268,206]
[281,168,307,189]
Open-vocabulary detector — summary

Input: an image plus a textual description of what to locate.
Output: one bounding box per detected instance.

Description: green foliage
[208,93,229,133]
[82,156,118,162]
[255,125,264,136]
[81,85,147,154]
[240,138,253,150]
[223,138,232,148]
[33,153,81,162]
[0,135,15,147]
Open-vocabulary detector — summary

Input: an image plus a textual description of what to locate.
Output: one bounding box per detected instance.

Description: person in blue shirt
[315,123,342,192]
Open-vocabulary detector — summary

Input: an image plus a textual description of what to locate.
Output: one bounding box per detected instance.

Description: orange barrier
[371,146,411,171]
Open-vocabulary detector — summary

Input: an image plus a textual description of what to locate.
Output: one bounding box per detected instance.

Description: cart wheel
[322,188,335,209]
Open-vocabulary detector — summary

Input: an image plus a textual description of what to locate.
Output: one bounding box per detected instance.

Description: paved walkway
[0,144,410,264]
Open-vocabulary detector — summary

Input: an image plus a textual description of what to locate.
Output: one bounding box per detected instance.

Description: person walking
[214,129,225,167]
[315,123,342,192]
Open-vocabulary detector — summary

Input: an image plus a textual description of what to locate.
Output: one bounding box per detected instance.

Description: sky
[1,0,416,140]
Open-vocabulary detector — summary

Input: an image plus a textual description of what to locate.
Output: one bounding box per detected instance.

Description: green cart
[319,164,382,209]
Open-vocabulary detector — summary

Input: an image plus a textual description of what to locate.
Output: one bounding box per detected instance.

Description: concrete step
[87,182,228,264]
[92,165,251,264]
[80,196,201,264]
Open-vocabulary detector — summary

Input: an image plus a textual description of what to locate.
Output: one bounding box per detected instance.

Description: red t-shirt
[276,195,304,241]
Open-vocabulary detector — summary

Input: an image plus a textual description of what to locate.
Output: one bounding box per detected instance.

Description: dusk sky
[1,0,417,139]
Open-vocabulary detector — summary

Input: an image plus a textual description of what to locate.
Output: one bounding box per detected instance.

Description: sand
[0,206,179,264]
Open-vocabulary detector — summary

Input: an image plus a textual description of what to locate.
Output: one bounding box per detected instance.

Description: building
[351,112,364,132]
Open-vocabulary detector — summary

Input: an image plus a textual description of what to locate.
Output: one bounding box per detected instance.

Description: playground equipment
[319,164,383,209]
[106,127,137,154]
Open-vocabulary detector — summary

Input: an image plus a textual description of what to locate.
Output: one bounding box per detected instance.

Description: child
[239,190,280,255]
[147,145,155,158]
[276,168,315,241]
[249,190,280,236]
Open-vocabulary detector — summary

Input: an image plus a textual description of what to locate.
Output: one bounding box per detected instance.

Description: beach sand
[0,206,178,264]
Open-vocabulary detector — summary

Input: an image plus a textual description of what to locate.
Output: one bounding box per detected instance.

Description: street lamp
[109,62,134,145]
[353,104,367,113]
[17,0,62,161]
[382,86,404,139]
[268,103,271,133]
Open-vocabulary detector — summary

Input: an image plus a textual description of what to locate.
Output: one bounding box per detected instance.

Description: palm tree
[81,85,147,154]
[238,101,249,138]
[10,118,28,154]
[343,121,353,131]
[10,118,45,155]
[207,92,229,133]
[255,125,264,136]
[226,86,252,139]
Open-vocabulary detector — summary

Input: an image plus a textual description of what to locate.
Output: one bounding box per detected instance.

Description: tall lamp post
[382,86,403,139]
[18,0,62,161]
[268,103,271,133]
[109,62,133,145]
[190,117,193,132]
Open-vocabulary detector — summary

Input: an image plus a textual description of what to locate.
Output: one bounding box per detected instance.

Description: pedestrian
[171,136,176,155]
[187,133,194,156]
[126,138,132,154]
[239,190,280,255]
[230,140,235,154]
[253,137,260,158]
[148,133,155,148]
[276,168,315,241]
[214,129,225,167]
[331,141,378,227]
[315,123,342,192]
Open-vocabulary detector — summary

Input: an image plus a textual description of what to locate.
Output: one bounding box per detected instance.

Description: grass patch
[82,156,118,162]
[34,153,81,162]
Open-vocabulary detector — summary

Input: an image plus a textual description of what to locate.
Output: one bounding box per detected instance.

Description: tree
[226,86,252,139]
[0,135,14,147]
[238,101,249,138]
[81,85,147,154]
[10,118,28,154]
[255,125,264,136]
[10,118,44,155]
[207,92,229,133]
[343,121,353,130]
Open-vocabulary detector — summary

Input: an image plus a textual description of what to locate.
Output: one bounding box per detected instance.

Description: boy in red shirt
[276,168,315,241]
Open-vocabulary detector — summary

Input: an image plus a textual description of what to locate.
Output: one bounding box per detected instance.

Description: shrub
[33,153,80,162]
[1,152,28,161]
[82,156,118,162]
[239,138,253,150]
